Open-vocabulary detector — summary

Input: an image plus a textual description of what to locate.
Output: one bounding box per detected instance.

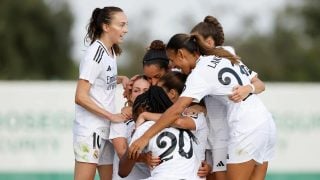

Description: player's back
[133,121,199,179]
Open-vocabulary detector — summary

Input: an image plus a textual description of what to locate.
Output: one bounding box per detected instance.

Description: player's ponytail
[166,33,239,64]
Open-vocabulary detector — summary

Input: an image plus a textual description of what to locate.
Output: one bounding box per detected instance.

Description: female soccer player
[135,71,210,179]
[191,15,266,180]
[129,33,276,180]
[142,40,171,85]
[109,75,153,179]
[73,6,129,180]
[119,86,199,179]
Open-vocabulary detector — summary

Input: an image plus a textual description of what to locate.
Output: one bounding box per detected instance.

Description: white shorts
[227,120,276,164]
[205,148,227,172]
[73,132,114,165]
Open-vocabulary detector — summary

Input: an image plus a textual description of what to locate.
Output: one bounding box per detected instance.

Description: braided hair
[132,86,196,142]
[132,86,173,121]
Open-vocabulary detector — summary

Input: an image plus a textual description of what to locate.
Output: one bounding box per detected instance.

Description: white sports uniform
[109,120,151,179]
[131,121,200,180]
[205,46,242,172]
[184,112,208,164]
[73,40,117,164]
[188,112,208,180]
[180,55,276,165]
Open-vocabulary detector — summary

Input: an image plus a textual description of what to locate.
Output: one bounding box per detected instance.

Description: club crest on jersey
[106,65,112,71]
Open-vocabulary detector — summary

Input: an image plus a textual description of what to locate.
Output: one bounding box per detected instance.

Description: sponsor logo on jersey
[106,75,117,90]
[106,75,117,84]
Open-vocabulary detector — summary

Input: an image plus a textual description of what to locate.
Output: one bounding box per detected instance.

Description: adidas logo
[106,65,111,71]
[216,161,225,167]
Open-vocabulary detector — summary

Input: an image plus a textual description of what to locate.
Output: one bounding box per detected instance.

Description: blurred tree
[232,0,320,81]
[0,0,77,80]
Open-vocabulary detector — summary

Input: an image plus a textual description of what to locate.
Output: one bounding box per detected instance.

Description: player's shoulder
[85,41,107,63]
[219,46,236,55]
[136,121,154,133]
[197,55,231,69]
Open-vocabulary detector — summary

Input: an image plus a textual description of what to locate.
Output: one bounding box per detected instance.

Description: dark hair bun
[204,15,217,24]
[143,40,169,65]
[149,40,165,50]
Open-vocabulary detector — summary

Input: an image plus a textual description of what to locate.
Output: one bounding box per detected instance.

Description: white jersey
[110,120,150,180]
[74,40,118,139]
[187,112,208,162]
[204,95,229,149]
[181,55,272,137]
[131,121,199,180]
[205,46,256,149]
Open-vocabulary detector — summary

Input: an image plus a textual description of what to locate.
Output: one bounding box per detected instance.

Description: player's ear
[177,49,184,59]
[102,23,110,32]
[205,37,215,47]
[168,89,178,101]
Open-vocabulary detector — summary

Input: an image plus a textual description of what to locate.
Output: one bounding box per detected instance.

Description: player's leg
[214,171,227,180]
[250,161,268,180]
[74,161,97,180]
[97,140,114,180]
[207,173,215,180]
[227,160,256,180]
[226,135,256,180]
[249,122,275,180]
[73,133,99,180]
[250,120,276,180]
[97,164,113,180]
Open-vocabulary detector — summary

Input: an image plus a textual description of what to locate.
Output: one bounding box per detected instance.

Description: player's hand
[197,161,212,178]
[229,85,251,103]
[128,136,149,160]
[123,74,140,98]
[110,113,128,123]
[144,151,160,169]
[121,106,132,119]
[183,104,206,116]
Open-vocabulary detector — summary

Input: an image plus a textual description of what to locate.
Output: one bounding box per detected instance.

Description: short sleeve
[109,122,127,139]
[129,121,154,146]
[181,68,214,103]
[79,54,102,84]
[239,61,257,80]
[192,113,207,132]
[249,70,258,80]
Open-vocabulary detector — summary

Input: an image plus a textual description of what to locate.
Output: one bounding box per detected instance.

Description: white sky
[66,0,290,63]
